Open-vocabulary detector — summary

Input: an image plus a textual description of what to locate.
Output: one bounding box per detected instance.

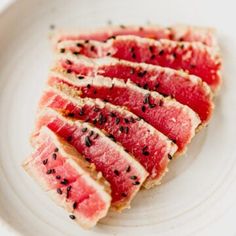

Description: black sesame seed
[56,175,61,180]
[93,89,97,94]
[108,35,116,40]
[54,148,59,152]
[60,48,65,53]
[98,113,105,125]
[93,119,97,125]
[76,43,84,48]
[180,44,185,49]
[94,133,99,139]
[67,69,72,74]
[137,70,147,78]
[115,117,120,125]
[130,47,135,53]
[124,127,129,134]
[155,83,159,89]
[119,126,124,133]
[130,175,137,180]
[159,49,164,56]
[142,146,149,156]
[85,136,92,147]
[73,202,78,209]
[143,150,150,156]
[110,83,114,90]
[48,24,56,31]
[85,118,90,122]
[149,103,156,108]
[87,84,91,89]
[89,131,94,137]
[57,188,62,195]
[85,157,91,162]
[168,154,173,160]
[67,112,75,117]
[66,59,72,65]
[131,53,136,59]
[173,52,177,59]
[52,153,57,160]
[179,37,184,42]
[126,166,131,172]
[150,54,156,60]
[90,45,95,51]
[50,25,55,30]
[120,25,126,29]
[67,186,72,192]
[69,215,76,220]
[121,192,127,197]
[106,52,111,56]
[114,170,119,176]
[143,83,148,90]
[103,99,108,103]
[43,159,48,165]
[141,105,146,112]
[84,40,89,43]
[172,139,177,144]
[79,108,84,116]
[133,181,140,185]
[67,136,73,142]
[61,179,68,185]
[144,94,150,104]
[73,51,80,55]
[110,112,116,117]
[149,46,154,53]
[78,76,84,80]
[124,118,129,124]
[129,117,135,123]
[107,134,116,142]
[46,169,53,175]
[190,64,196,69]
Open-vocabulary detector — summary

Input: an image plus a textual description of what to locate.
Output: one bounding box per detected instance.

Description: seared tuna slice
[32,109,148,211]
[56,36,222,92]
[53,24,218,47]
[23,127,111,228]
[56,54,213,123]
[48,71,200,154]
[38,86,177,188]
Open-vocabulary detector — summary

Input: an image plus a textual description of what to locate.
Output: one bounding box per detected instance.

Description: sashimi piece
[23,127,111,228]
[32,109,148,211]
[56,53,214,123]
[48,71,201,154]
[38,86,177,188]
[53,24,218,47]
[56,36,222,92]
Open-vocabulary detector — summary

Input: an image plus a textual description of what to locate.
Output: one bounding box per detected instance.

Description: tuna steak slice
[56,54,214,123]
[56,36,222,92]
[38,86,177,188]
[48,71,201,154]
[23,127,111,228]
[32,109,148,211]
[53,24,218,47]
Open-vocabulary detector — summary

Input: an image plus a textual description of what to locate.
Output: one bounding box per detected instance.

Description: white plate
[0,0,236,235]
